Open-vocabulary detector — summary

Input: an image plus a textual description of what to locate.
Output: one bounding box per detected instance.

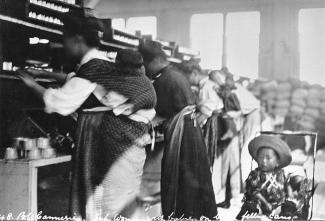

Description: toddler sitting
[236,135,293,220]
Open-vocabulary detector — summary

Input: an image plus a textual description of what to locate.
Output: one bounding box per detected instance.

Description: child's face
[257,147,279,172]
[209,71,225,86]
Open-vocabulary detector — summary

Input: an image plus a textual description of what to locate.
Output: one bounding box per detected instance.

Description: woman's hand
[118,103,134,115]
[196,113,209,127]
[17,70,46,99]
[17,70,37,88]
[25,68,47,78]
[265,203,273,213]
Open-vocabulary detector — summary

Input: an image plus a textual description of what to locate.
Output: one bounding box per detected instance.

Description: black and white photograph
[0,0,325,220]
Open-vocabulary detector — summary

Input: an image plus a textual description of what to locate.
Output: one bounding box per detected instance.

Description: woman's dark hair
[62,11,104,47]
[138,40,167,63]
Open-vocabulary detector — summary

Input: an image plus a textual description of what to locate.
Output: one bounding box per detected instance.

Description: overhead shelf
[43,0,81,9]
[0,14,63,35]
[29,2,70,14]
[113,29,142,40]
[99,40,131,50]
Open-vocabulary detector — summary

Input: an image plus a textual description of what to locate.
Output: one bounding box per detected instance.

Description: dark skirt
[69,112,147,220]
[69,112,105,219]
[161,114,218,220]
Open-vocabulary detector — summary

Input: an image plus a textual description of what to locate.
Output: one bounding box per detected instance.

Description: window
[126,16,157,39]
[190,13,223,69]
[299,8,325,84]
[190,11,260,78]
[226,12,260,79]
[112,18,126,31]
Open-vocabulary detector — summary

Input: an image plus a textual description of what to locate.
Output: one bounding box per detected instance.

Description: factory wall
[94,0,325,80]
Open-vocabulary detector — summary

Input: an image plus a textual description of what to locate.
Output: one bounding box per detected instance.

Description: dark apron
[69,111,105,218]
[161,112,218,220]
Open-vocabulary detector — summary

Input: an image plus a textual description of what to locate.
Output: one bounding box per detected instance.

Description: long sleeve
[199,82,224,117]
[245,169,261,198]
[43,77,97,116]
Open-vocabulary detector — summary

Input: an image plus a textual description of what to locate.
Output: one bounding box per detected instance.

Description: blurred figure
[179,60,224,127]
[208,69,242,208]
[139,41,218,220]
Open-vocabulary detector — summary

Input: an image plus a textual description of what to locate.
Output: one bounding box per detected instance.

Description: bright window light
[190,13,223,69]
[299,8,325,85]
[226,11,260,79]
[112,18,126,31]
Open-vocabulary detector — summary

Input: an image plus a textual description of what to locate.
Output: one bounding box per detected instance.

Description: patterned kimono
[43,49,156,220]
[236,168,287,219]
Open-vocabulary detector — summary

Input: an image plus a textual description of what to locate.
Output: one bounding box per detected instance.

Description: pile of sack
[274,82,292,117]
[293,87,321,130]
[315,89,325,131]
[252,78,325,131]
[258,81,293,117]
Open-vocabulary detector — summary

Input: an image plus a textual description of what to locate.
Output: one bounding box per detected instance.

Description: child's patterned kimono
[236,168,287,220]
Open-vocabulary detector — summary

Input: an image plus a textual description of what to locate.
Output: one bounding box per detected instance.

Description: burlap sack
[307,97,321,108]
[275,100,291,108]
[274,107,289,117]
[277,82,292,92]
[262,91,276,101]
[291,89,308,99]
[308,88,321,99]
[304,108,320,119]
[261,81,277,93]
[276,91,291,100]
[320,105,325,115]
[298,119,315,130]
[291,97,306,108]
[320,89,325,100]
[301,115,316,124]
[290,105,305,115]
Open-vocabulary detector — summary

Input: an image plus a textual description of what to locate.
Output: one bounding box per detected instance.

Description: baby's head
[116,49,145,75]
[209,70,226,86]
[249,135,292,171]
[256,146,280,172]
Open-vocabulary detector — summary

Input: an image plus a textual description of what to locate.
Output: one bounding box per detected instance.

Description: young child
[236,135,292,220]
[93,49,157,122]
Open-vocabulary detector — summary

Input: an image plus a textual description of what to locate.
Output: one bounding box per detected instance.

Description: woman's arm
[17,71,46,99]
[18,71,97,116]
[26,68,69,84]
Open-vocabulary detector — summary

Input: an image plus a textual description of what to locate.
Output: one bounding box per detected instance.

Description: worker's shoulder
[162,66,188,82]
[86,58,115,68]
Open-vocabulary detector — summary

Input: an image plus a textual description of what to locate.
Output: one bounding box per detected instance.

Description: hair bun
[138,40,167,62]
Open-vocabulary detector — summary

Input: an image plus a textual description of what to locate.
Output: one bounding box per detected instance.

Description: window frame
[190,10,261,78]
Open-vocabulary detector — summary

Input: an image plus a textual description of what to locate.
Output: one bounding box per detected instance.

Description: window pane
[126,16,157,39]
[190,13,223,69]
[112,18,126,31]
[299,8,325,85]
[226,11,260,79]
